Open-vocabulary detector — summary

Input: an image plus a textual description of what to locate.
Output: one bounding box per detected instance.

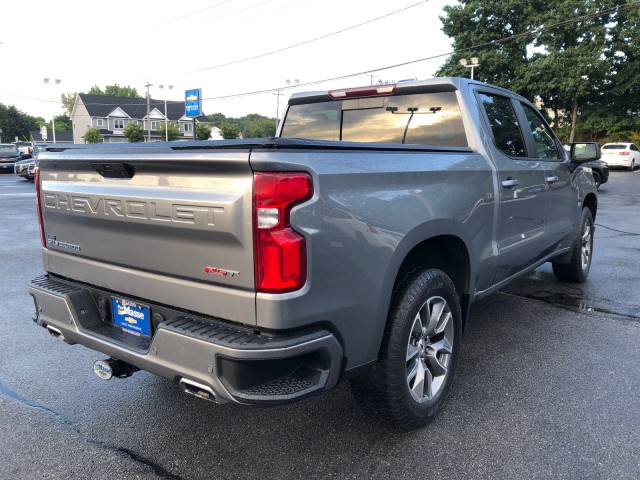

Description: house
[29,131,74,144]
[70,94,207,144]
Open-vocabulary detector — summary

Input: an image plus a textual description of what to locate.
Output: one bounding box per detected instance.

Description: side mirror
[570,142,601,162]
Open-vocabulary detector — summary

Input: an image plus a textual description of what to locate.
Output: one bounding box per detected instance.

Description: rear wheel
[592,171,602,189]
[629,159,635,171]
[351,268,462,429]
[552,208,594,282]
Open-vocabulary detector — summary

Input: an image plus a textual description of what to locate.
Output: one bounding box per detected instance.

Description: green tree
[0,103,40,142]
[123,122,145,142]
[157,121,181,141]
[220,122,240,139]
[52,114,72,132]
[526,1,613,141]
[88,84,142,98]
[196,123,212,140]
[436,0,540,97]
[83,127,102,143]
[207,113,227,128]
[437,0,638,141]
[60,92,78,115]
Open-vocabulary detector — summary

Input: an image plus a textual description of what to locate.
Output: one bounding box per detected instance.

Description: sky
[0,0,455,122]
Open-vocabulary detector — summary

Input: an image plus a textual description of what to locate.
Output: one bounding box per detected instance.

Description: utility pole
[366,74,379,85]
[144,82,152,141]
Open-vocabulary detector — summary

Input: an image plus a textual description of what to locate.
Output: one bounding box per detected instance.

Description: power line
[193,0,431,72]
[201,0,640,102]
[156,0,232,25]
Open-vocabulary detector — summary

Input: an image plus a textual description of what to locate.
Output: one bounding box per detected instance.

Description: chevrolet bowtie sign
[185,88,202,117]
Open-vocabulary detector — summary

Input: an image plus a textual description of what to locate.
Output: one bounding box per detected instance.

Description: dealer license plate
[111,297,151,337]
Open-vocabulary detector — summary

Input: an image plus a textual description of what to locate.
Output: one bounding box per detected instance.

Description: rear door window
[478,93,527,157]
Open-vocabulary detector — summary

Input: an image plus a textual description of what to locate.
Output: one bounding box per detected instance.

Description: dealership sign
[185,88,202,117]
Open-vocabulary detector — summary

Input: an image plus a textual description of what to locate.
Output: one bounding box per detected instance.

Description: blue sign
[185,88,202,117]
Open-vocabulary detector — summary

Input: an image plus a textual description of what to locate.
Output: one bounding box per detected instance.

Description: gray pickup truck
[29,77,600,429]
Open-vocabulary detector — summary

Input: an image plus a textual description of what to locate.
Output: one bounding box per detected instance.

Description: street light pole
[159,84,174,142]
[276,79,300,125]
[43,78,61,143]
[459,58,480,80]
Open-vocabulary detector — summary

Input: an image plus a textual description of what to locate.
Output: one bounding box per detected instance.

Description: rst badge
[47,235,81,251]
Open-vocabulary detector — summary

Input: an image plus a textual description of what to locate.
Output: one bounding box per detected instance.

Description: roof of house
[77,94,205,121]
[29,131,74,143]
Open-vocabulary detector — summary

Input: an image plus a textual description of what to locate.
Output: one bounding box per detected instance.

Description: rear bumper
[29,275,343,405]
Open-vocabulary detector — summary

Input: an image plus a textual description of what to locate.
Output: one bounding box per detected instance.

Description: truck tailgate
[38,148,256,325]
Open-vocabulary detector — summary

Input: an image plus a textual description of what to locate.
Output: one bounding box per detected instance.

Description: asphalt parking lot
[0,171,638,480]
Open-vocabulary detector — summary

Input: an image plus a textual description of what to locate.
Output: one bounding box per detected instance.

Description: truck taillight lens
[35,167,47,249]
[253,172,312,293]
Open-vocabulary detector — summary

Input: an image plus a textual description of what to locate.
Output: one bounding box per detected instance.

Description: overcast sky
[0,0,455,121]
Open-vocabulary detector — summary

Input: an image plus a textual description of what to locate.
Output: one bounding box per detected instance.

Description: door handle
[501,178,520,188]
[546,176,559,184]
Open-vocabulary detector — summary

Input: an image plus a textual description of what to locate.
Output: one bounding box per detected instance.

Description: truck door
[517,102,576,251]
[477,92,548,284]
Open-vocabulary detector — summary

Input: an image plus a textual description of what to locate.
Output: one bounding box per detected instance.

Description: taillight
[34,167,47,249]
[620,151,630,155]
[253,172,313,293]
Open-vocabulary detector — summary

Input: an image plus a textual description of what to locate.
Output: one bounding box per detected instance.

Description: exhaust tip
[46,325,65,342]
[179,378,218,403]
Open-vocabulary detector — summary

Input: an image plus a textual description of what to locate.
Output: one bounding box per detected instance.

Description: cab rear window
[281,92,467,147]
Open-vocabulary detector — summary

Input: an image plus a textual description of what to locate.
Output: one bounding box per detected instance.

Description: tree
[123,122,145,142]
[436,0,638,142]
[157,122,181,141]
[207,113,227,128]
[436,0,540,97]
[83,128,102,143]
[196,123,212,140]
[52,114,72,132]
[0,103,40,142]
[526,1,613,141]
[88,84,142,98]
[220,122,240,140]
[60,92,78,115]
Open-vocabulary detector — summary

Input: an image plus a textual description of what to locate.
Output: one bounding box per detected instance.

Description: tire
[552,208,594,282]
[350,268,462,429]
[629,159,635,171]
[592,171,602,189]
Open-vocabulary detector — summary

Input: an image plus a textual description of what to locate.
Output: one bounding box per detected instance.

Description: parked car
[14,144,49,180]
[13,141,34,159]
[564,144,609,188]
[14,158,36,180]
[601,142,640,170]
[584,159,610,188]
[0,143,22,172]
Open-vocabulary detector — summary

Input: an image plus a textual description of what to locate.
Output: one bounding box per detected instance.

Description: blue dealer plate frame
[111,297,151,337]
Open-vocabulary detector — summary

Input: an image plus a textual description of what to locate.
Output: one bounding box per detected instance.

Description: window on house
[96,118,104,127]
[151,121,161,130]
[184,122,193,132]
[114,119,125,130]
